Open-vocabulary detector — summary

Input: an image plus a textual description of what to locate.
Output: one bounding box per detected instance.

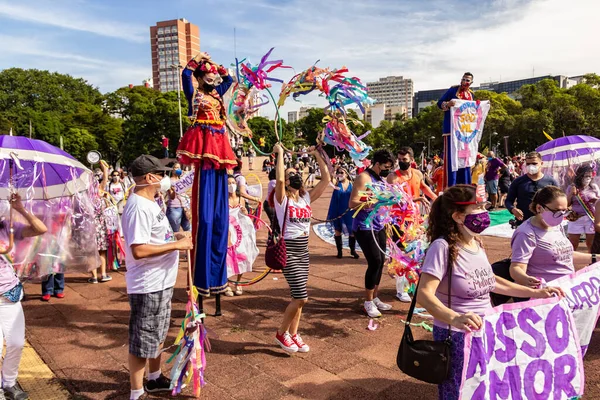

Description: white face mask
[583,177,592,186]
[527,165,540,175]
[138,175,171,193]
[228,183,237,194]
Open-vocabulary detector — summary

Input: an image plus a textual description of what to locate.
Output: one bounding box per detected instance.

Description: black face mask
[288,174,303,190]
[398,161,411,171]
[378,168,391,178]
[203,83,215,92]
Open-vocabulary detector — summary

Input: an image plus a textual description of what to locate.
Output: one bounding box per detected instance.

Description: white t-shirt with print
[275,193,312,240]
[107,182,126,203]
[122,193,178,294]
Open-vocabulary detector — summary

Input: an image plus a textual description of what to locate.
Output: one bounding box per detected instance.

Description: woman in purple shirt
[417,185,563,400]
[566,165,600,251]
[510,185,595,288]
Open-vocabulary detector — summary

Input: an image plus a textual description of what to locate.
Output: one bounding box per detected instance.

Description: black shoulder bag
[396,249,452,384]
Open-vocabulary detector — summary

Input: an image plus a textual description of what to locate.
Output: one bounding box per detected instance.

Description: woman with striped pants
[273,143,330,353]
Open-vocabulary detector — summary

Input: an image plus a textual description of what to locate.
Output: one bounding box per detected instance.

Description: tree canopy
[1,68,599,166]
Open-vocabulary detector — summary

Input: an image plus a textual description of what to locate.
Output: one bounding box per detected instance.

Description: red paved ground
[20,160,600,399]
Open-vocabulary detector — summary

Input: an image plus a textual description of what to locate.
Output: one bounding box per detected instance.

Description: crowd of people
[2,60,599,400]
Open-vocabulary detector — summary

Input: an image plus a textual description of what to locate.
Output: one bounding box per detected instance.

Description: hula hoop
[245,173,263,203]
[227,212,273,286]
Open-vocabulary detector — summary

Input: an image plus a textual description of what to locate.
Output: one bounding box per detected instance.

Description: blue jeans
[164,148,169,158]
[41,273,65,295]
[166,207,190,232]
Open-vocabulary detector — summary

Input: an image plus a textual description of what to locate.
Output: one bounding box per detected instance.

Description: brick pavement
[18,160,600,399]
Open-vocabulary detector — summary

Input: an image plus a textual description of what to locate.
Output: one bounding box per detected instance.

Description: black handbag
[396,250,452,384]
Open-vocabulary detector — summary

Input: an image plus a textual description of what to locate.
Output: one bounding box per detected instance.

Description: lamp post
[489,131,498,152]
[171,64,184,139]
[427,136,436,157]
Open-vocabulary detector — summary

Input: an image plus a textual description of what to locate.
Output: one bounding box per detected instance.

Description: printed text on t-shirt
[288,205,312,223]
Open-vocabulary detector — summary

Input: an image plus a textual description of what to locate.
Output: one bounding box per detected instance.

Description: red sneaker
[41,294,51,302]
[275,331,298,353]
[291,333,310,353]
[55,293,65,299]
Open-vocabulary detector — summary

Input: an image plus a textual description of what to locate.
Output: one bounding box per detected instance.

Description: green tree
[104,86,185,164]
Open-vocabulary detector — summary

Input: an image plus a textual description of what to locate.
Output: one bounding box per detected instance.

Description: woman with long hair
[417,184,564,400]
[273,143,330,353]
[566,165,600,251]
[327,167,358,259]
[176,52,237,296]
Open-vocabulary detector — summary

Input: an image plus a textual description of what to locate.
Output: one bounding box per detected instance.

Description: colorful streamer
[320,114,372,167]
[167,285,207,397]
[353,181,429,291]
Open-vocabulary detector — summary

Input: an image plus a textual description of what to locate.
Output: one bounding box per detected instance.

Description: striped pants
[282,236,310,299]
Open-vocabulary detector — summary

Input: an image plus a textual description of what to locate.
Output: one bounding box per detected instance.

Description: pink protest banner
[459,297,584,400]
[552,262,600,356]
[450,100,490,172]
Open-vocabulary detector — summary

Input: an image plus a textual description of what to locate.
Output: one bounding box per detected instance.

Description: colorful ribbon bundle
[277,65,330,106]
[167,285,208,397]
[225,48,290,151]
[354,181,429,290]
[277,65,374,166]
[320,114,372,167]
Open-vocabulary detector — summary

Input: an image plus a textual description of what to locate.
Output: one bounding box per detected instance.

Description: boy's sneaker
[3,383,29,400]
[364,301,382,318]
[396,292,412,303]
[373,297,392,311]
[144,374,171,393]
[275,331,298,353]
[291,333,310,353]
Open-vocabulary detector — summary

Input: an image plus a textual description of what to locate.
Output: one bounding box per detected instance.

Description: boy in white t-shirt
[122,155,193,400]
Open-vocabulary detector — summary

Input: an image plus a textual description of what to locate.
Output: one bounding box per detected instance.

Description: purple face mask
[464,211,491,234]
[540,209,564,227]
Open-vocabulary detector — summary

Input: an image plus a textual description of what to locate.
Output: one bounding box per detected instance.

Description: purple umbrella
[0,135,92,199]
[536,135,600,167]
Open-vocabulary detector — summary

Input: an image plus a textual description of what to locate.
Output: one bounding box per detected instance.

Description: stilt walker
[177,53,238,312]
[437,72,475,188]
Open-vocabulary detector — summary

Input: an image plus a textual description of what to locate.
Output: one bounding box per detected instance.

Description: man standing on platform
[437,72,475,188]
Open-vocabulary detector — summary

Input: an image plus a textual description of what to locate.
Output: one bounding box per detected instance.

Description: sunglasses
[542,205,572,218]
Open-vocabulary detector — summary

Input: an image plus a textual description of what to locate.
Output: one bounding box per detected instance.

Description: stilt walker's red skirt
[177,121,237,296]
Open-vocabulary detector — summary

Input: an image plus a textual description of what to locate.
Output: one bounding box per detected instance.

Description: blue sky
[1,0,599,116]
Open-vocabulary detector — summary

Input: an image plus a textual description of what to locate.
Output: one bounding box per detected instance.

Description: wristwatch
[592,254,597,264]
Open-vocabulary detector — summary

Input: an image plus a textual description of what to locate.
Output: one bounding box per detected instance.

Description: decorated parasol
[536,135,600,168]
[0,135,92,199]
[0,135,99,278]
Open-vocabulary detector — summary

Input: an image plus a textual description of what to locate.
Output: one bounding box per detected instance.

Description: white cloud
[199,0,600,118]
[0,1,147,42]
[0,34,149,91]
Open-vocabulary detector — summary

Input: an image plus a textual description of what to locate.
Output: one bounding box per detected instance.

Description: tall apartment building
[366,76,414,118]
[150,19,200,92]
[288,106,316,123]
[365,104,409,128]
[288,111,299,123]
